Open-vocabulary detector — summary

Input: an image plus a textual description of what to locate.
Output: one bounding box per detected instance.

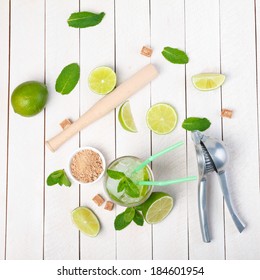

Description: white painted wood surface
[79,0,116,260]
[0,0,9,260]
[6,0,45,260]
[0,0,260,260]
[45,0,80,260]
[186,0,224,260]
[151,0,188,260]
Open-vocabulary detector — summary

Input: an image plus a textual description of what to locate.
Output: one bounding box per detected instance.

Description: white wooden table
[1,0,260,260]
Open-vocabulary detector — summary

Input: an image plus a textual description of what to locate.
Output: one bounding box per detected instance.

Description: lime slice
[140,192,174,224]
[192,73,225,91]
[118,101,138,132]
[88,66,117,95]
[71,207,100,237]
[146,103,178,135]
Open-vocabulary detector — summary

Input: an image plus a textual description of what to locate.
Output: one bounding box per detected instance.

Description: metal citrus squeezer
[191,131,245,243]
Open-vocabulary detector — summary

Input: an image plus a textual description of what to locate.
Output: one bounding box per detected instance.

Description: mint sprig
[47,169,71,187]
[107,169,140,198]
[182,117,211,132]
[67,11,105,28]
[162,47,189,64]
[114,208,144,231]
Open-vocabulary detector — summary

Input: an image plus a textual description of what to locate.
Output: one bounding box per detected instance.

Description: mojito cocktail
[104,156,154,207]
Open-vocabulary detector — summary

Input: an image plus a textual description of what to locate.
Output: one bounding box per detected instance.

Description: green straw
[133,141,184,173]
[137,176,197,186]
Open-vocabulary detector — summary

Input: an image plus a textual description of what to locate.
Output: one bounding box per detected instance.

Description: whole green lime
[11,81,48,117]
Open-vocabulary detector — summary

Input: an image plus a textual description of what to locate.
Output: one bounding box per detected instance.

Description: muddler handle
[46,64,159,152]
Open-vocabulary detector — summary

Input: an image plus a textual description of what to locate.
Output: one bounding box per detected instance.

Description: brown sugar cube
[221,109,233,119]
[141,46,153,57]
[92,194,105,206]
[104,201,114,211]
[59,118,72,130]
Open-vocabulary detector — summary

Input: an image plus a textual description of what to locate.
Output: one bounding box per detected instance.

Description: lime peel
[118,101,138,133]
[11,81,48,117]
[72,207,100,237]
[140,192,174,224]
[192,73,225,91]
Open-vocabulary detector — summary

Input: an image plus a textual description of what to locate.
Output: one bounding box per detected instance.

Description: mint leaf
[67,11,105,28]
[124,178,140,198]
[55,63,80,95]
[162,47,189,64]
[47,169,71,187]
[59,172,72,187]
[182,117,211,132]
[46,170,63,186]
[124,208,135,223]
[117,178,126,192]
[114,212,132,231]
[114,208,144,231]
[107,169,125,180]
[133,210,144,226]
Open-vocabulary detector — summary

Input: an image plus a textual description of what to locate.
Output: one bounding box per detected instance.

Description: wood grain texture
[79,0,116,260]
[44,0,80,259]
[115,0,152,260]
[185,0,225,259]
[6,0,44,260]
[220,0,260,259]
[0,0,9,260]
[150,0,188,260]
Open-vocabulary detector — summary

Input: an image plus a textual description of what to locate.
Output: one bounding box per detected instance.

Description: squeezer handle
[198,177,211,243]
[218,171,246,233]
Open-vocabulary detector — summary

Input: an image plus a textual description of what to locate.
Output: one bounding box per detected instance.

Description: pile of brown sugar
[70,149,104,183]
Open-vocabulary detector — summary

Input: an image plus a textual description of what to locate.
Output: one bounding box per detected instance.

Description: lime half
[146,103,178,135]
[88,66,116,95]
[118,101,138,132]
[140,192,174,224]
[192,73,225,91]
[72,207,100,237]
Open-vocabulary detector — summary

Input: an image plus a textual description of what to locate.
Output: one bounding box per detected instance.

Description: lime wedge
[88,66,117,95]
[192,73,225,91]
[118,101,138,132]
[72,207,100,237]
[146,103,178,135]
[140,192,174,224]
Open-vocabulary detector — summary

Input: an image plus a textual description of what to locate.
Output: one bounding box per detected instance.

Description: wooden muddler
[46,64,159,152]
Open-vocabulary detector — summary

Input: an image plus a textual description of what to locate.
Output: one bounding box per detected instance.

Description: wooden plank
[44,0,80,259]
[6,0,44,259]
[115,0,152,260]
[79,0,116,260]
[0,0,9,260]
[150,0,188,260]
[257,0,260,175]
[220,0,260,259]
[185,0,225,259]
